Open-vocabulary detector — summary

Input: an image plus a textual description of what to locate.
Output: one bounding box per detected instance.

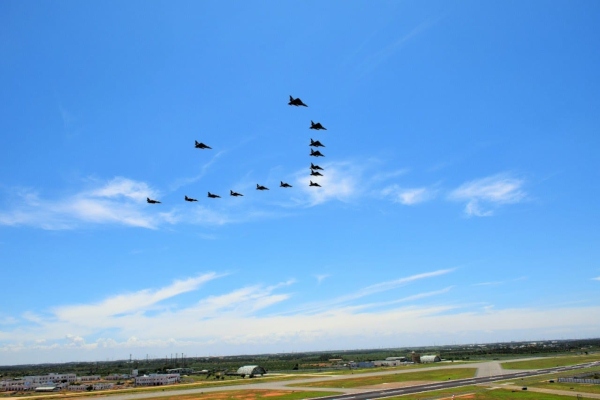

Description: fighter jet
[310,149,325,157]
[195,140,212,149]
[184,195,198,202]
[310,170,323,177]
[309,181,322,187]
[256,184,269,191]
[310,163,324,171]
[230,190,244,197]
[147,197,161,204]
[310,121,327,130]
[310,138,325,148]
[207,192,221,198]
[288,95,308,107]
[280,181,292,188]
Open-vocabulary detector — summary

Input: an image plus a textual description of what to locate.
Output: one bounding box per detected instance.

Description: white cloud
[0,178,282,230]
[2,272,600,365]
[381,185,434,205]
[53,273,221,322]
[593,276,600,281]
[292,162,361,207]
[315,274,330,284]
[0,178,166,230]
[449,173,526,217]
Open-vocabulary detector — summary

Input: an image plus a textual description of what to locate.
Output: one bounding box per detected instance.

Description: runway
[311,362,599,400]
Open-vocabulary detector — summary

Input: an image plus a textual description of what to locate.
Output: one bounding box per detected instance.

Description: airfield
[9,355,600,400]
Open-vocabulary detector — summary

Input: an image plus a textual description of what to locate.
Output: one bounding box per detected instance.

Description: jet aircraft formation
[146,95,326,204]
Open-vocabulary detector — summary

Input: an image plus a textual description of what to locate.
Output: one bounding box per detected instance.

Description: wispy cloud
[53,273,221,322]
[169,151,226,192]
[472,281,504,287]
[354,18,441,76]
[293,268,455,314]
[0,177,284,230]
[315,274,330,285]
[449,173,526,217]
[593,276,600,281]
[0,178,171,230]
[381,185,436,205]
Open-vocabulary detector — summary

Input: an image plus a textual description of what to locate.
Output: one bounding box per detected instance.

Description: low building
[374,360,406,367]
[236,366,266,377]
[24,373,77,385]
[104,374,130,380]
[92,383,114,391]
[68,385,90,392]
[385,357,407,362]
[78,375,101,382]
[420,355,441,363]
[350,362,374,369]
[0,380,35,391]
[134,374,180,387]
[166,368,194,374]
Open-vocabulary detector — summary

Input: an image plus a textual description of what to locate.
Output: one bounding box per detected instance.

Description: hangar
[420,355,441,363]
[236,366,266,378]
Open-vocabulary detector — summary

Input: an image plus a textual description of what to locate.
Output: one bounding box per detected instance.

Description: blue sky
[1,1,599,365]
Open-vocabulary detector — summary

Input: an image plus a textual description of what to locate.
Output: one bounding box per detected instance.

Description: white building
[68,385,89,392]
[104,374,129,380]
[0,380,35,392]
[24,373,77,385]
[135,374,180,387]
[92,383,114,391]
[78,375,101,382]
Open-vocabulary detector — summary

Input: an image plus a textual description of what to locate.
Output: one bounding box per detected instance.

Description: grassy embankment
[288,368,477,388]
[501,354,600,369]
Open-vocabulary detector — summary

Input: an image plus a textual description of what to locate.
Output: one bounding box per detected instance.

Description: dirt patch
[262,392,288,397]
[357,381,437,389]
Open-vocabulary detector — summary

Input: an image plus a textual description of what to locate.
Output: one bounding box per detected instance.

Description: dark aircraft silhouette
[310,170,323,177]
[195,140,212,149]
[256,184,269,191]
[147,197,161,204]
[310,149,325,157]
[310,138,325,148]
[288,95,308,107]
[309,181,322,187]
[310,121,327,130]
[230,190,244,197]
[310,163,324,171]
[280,181,292,188]
[208,192,221,198]
[185,195,198,202]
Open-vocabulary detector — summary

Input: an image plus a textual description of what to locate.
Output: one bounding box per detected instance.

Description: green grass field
[317,362,471,375]
[530,381,600,395]
[287,368,477,388]
[501,354,600,370]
